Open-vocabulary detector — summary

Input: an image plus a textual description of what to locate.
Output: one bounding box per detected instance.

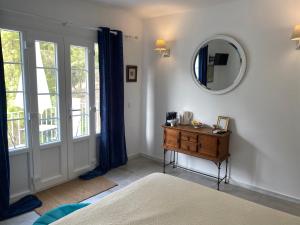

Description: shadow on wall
[143,52,173,157]
[229,118,268,186]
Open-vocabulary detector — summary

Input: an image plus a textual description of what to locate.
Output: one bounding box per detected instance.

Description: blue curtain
[198,45,208,86]
[0,36,41,221]
[80,27,127,180]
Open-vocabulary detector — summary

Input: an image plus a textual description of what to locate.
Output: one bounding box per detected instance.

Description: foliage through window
[35,41,60,145]
[94,43,101,134]
[71,45,89,138]
[1,29,28,150]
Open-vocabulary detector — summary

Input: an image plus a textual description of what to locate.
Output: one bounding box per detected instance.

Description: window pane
[95,80,100,134]
[36,41,56,68]
[35,40,60,145]
[36,68,58,94]
[72,115,89,138]
[4,64,23,92]
[7,119,26,149]
[1,28,27,150]
[71,46,87,69]
[72,93,88,114]
[94,43,99,68]
[38,94,58,118]
[72,110,82,117]
[95,111,101,134]
[39,119,59,145]
[95,69,99,91]
[71,45,89,138]
[0,29,21,63]
[7,92,25,117]
[71,70,88,93]
[95,88,100,109]
[95,43,100,133]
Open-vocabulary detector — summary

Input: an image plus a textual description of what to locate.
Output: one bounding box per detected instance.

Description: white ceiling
[90,0,235,18]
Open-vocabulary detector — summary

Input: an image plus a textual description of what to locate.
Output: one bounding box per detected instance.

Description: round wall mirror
[192,35,246,94]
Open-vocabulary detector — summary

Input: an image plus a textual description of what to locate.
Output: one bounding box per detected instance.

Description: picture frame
[126,65,138,82]
[217,116,230,131]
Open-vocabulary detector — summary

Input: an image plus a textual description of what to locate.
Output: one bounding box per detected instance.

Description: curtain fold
[80,27,127,180]
[198,45,208,86]
[0,35,41,221]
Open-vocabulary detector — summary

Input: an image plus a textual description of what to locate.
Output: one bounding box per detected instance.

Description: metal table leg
[225,157,229,184]
[176,151,179,168]
[163,151,229,190]
[217,162,221,191]
[163,149,166,173]
[173,150,176,168]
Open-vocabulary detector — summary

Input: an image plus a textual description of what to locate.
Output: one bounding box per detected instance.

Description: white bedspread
[53,173,300,225]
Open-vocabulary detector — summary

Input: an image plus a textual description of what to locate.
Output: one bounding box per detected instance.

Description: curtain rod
[0,8,139,40]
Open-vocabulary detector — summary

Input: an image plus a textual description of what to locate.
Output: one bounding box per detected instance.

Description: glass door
[2,28,98,193]
[65,38,96,179]
[27,32,68,191]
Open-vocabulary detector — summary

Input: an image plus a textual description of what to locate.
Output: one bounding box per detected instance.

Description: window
[35,41,60,144]
[70,45,89,138]
[1,29,28,150]
[94,43,101,134]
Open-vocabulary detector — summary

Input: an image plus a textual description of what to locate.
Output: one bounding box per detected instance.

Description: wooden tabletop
[161,124,230,137]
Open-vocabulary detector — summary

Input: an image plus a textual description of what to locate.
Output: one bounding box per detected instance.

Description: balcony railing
[8,108,58,149]
[8,104,90,149]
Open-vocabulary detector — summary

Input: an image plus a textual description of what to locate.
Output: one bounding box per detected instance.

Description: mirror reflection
[193,39,242,91]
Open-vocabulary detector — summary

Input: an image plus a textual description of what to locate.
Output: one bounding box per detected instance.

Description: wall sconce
[154,39,170,57]
[291,25,300,49]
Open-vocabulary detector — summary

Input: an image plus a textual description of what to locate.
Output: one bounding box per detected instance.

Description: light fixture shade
[155,39,167,50]
[291,25,300,40]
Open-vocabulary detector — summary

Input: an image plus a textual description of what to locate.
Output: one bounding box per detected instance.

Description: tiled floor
[1,157,300,225]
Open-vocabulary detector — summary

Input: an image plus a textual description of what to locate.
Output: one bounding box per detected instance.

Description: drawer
[164,128,180,149]
[181,141,198,152]
[181,131,198,143]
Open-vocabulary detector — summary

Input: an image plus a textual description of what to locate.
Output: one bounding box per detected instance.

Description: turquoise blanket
[33,203,90,225]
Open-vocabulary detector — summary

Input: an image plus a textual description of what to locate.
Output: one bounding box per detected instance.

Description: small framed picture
[126,65,138,82]
[217,116,230,131]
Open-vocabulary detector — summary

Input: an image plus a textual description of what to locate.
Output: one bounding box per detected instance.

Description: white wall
[0,0,143,200]
[142,0,300,200]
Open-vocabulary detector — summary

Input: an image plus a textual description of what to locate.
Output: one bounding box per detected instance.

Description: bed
[53,173,300,225]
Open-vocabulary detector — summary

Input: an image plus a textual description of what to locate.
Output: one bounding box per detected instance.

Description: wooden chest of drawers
[162,125,230,162]
[162,125,231,190]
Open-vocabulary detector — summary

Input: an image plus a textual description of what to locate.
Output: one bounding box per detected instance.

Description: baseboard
[128,152,142,160]
[10,190,32,203]
[139,153,300,204]
[230,179,300,204]
[139,153,163,163]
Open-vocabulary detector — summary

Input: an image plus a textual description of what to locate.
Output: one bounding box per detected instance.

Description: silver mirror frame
[191,35,247,95]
